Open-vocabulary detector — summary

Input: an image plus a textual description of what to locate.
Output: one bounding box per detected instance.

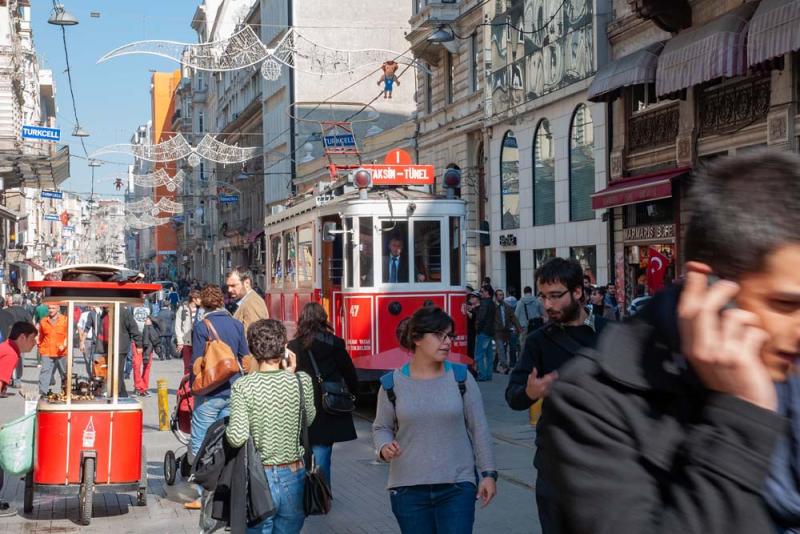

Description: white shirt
[77,311,93,339]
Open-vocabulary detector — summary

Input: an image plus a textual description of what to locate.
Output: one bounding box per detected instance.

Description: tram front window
[414,220,441,283]
[382,221,408,284]
[359,217,373,287]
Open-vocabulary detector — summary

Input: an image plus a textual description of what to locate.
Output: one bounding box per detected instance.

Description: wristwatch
[480,470,498,481]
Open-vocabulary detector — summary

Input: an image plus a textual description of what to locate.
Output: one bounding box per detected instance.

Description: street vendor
[0,322,36,397]
[38,304,68,396]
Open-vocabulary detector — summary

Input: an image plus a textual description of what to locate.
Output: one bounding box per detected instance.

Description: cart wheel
[164,450,177,486]
[180,453,192,478]
[23,471,33,514]
[79,458,95,526]
[137,487,147,506]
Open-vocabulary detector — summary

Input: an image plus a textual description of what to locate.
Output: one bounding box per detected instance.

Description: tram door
[320,215,343,322]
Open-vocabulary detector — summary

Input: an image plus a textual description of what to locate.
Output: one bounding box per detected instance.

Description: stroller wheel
[179,453,192,478]
[164,450,177,486]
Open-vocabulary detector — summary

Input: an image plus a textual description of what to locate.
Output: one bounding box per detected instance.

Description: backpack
[379,362,468,407]
[522,300,544,332]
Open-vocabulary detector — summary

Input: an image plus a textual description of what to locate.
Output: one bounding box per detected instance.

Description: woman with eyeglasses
[373,306,497,534]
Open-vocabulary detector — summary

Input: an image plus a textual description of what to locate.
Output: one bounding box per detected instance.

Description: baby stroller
[163,374,194,485]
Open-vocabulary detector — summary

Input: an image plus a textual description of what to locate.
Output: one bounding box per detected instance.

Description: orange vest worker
[39,313,68,357]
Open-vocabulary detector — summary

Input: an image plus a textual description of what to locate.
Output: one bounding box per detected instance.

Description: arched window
[500,131,520,230]
[569,104,595,221]
[533,119,555,226]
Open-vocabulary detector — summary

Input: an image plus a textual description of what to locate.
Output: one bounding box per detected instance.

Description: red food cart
[25,264,160,525]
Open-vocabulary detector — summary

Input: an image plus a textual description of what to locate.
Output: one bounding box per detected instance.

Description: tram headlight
[353,168,372,189]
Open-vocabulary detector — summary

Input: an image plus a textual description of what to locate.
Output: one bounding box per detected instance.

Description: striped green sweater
[225,370,316,465]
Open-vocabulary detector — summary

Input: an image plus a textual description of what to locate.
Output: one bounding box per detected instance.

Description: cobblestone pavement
[0,353,540,533]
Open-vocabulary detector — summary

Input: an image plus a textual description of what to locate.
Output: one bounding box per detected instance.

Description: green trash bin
[0,412,35,476]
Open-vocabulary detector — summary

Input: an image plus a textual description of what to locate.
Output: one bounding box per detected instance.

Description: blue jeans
[312,444,332,488]
[390,482,476,534]
[474,334,493,381]
[247,465,306,534]
[190,395,230,456]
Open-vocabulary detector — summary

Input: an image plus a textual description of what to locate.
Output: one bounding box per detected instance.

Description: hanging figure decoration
[114,178,124,190]
[378,60,400,99]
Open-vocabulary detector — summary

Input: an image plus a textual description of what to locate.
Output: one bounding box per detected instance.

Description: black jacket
[538,287,786,533]
[289,331,358,445]
[475,297,496,336]
[95,307,142,354]
[142,324,161,350]
[193,418,274,534]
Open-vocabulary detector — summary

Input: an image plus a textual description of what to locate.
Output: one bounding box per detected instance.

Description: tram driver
[384,233,409,284]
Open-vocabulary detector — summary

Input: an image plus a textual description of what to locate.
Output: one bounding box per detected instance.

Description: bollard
[157,379,170,431]
[529,399,542,426]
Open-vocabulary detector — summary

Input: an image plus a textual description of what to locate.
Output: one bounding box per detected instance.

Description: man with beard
[505,257,608,533]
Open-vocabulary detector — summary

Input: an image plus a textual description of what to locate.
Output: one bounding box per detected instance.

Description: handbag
[296,374,332,516]
[191,318,241,396]
[307,349,355,415]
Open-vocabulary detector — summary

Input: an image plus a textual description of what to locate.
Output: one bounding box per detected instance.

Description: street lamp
[48,4,79,26]
[427,25,455,43]
[72,125,90,138]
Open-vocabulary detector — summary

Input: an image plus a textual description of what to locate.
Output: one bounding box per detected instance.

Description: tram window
[270,235,282,287]
[284,230,297,288]
[359,217,374,287]
[297,225,313,287]
[382,220,409,284]
[345,218,354,288]
[449,217,461,286]
[414,220,441,283]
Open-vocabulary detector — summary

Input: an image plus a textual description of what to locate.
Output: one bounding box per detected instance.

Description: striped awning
[656,3,757,97]
[588,42,665,102]
[748,0,800,66]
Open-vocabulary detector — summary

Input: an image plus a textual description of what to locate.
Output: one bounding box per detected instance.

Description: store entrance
[505,251,520,298]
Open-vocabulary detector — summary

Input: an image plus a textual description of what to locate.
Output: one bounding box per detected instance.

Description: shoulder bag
[296,374,332,515]
[308,349,355,415]
[191,318,241,396]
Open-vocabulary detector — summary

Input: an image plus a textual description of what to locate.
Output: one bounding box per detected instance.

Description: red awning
[591,167,690,210]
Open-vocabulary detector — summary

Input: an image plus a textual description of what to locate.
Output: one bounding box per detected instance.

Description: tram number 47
[349,305,359,317]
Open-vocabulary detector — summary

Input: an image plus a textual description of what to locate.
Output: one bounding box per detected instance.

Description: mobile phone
[707,274,738,310]
[283,347,291,365]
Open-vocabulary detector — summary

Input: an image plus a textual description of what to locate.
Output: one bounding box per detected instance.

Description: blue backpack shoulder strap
[379,371,396,407]
[450,363,468,397]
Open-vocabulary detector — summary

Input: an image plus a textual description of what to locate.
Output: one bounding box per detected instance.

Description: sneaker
[184,499,202,510]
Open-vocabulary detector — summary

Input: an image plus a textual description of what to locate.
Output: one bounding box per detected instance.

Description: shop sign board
[362,164,435,185]
[322,134,355,148]
[219,194,239,203]
[44,213,60,221]
[22,125,60,142]
[40,190,63,200]
[623,224,674,242]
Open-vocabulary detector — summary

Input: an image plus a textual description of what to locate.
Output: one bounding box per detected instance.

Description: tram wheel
[78,458,95,526]
[164,450,177,486]
[23,471,33,514]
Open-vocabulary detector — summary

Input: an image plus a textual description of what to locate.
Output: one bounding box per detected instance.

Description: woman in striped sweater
[226,319,315,534]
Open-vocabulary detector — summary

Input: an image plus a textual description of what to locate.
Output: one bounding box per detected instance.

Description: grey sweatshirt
[372,366,496,489]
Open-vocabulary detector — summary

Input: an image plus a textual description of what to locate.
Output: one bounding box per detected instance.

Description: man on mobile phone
[540,149,800,533]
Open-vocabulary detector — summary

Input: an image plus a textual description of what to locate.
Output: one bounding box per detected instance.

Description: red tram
[264,179,469,391]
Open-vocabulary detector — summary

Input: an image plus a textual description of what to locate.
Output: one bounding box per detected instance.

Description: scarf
[765,374,800,533]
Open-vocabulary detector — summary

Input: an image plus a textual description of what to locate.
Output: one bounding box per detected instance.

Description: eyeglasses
[428,331,456,343]
[537,289,570,302]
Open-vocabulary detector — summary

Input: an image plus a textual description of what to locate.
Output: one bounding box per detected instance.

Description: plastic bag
[0,412,35,475]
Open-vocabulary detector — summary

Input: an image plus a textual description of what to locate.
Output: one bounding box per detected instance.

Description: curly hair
[200,285,225,310]
[247,319,287,362]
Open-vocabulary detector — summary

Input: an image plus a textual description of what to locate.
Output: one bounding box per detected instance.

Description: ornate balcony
[406,0,460,64]
[698,76,770,137]
[628,102,679,153]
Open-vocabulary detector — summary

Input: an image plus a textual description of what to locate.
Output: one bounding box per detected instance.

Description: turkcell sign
[219,194,239,203]
[322,134,355,148]
[362,164,435,186]
[43,213,60,221]
[21,125,61,142]
[40,190,63,200]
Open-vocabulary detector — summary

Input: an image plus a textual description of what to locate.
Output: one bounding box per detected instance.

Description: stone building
[589,0,800,309]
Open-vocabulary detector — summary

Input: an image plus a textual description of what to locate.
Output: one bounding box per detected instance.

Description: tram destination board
[362,164,435,185]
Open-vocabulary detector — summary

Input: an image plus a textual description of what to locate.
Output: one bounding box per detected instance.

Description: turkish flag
[647,247,669,293]
[59,211,70,226]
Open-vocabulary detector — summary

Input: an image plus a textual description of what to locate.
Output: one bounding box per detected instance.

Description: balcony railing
[628,102,679,153]
[698,76,770,137]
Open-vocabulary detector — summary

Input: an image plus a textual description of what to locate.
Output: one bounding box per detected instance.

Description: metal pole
[112,302,120,403]
[66,300,74,405]
[156,379,169,431]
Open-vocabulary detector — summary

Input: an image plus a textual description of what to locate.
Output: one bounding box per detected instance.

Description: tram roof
[266,187,464,227]
[27,264,160,302]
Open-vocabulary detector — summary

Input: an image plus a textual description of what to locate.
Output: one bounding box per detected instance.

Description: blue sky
[32,1,198,197]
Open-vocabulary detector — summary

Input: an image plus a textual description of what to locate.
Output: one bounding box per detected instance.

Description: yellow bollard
[157,379,170,431]
[529,399,542,426]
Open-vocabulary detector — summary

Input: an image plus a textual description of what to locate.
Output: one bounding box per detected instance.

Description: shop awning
[748,0,800,66]
[588,42,665,102]
[591,167,690,210]
[656,3,757,97]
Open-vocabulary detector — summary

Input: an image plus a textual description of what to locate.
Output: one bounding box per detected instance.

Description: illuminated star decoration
[125,213,173,229]
[90,133,260,166]
[97,26,430,80]
[130,168,185,192]
[125,197,184,216]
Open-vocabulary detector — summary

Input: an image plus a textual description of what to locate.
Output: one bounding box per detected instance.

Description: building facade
[589,0,800,309]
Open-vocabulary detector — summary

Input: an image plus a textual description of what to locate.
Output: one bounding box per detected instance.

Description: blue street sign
[322,134,355,149]
[219,194,239,203]
[40,190,63,200]
[21,125,61,142]
[44,213,60,221]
